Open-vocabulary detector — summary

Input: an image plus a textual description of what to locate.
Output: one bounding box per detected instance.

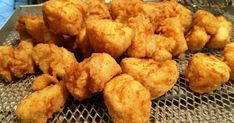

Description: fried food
[32,74,59,91]
[186,10,232,50]
[121,58,179,99]
[156,17,188,56]
[104,74,151,123]
[16,15,56,44]
[32,43,77,78]
[0,40,34,81]
[64,53,122,101]
[43,0,85,35]
[110,0,143,22]
[185,26,210,52]
[87,19,133,58]
[16,83,68,123]
[0,45,14,81]
[222,43,234,80]
[185,53,230,94]
[206,16,232,49]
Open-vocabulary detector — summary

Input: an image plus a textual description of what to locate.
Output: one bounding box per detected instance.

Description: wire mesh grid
[0,9,234,123]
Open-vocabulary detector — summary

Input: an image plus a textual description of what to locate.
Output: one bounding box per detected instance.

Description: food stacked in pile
[0,0,233,123]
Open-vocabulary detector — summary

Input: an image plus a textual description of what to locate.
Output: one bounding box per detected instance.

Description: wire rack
[0,3,234,123]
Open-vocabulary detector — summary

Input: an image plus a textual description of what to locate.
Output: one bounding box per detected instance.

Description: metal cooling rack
[0,2,234,123]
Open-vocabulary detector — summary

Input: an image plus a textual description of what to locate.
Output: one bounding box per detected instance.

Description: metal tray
[0,3,234,123]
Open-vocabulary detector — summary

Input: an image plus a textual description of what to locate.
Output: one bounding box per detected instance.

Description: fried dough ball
[64,53,122,101]
[222,43,234,80]
[0,40,34,82]
[32,43,77,78]
[43,0,85,35]
[0,46,14,81]
[185,53,230,94]
[32,74,59,91]
[16,83,68,123]
[110,0,143,22]
[156,17,188,56]
[87,19,133,58]
[104,74,151,123]
[206,16,232,49]
[185,26,210,52]
[16,15,56,44]
[121,58,179,99]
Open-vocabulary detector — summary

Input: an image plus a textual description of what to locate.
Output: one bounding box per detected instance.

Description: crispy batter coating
[32,43,77,78]
[121,58,179,99]
[64,53,122,101]
[186,26,210,52]
[43,0,85,35]
[87,19,133,58]
[185,53,230,94]
[222,43,234,80]
[16,83,68,123]
[32,74,59,91]
[104,74,151,123]
[206,16,232,49]
[156,17,188,56]
[0,45,14,81]
[16,15,56,44]
[0,40,34,81]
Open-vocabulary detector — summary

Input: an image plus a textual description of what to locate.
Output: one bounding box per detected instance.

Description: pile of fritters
[0,0,232,123]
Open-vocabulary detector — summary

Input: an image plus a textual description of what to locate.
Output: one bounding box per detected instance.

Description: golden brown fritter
[16,83,68,123]
[222,43,234,80]
[121,58,179,99]
[206,16,232,49]
[185,26,210,52]
[156,17,188,56]
[104,74,151,123]
[64,53,122,101]
[87,19,133,58]
[0,40,34,82]
[0,45,14,81]
[10,40,35,78]
[185,53,230,94]
[32,43,77,78]
[43,0,85,35]
[16,15,56,44]
[32,74,59,91]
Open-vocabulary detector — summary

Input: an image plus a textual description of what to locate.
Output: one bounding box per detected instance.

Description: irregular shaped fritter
[206,16,232,49]
[16,83,68,123]
[104,74,151,123]
[0,46,14,81]
[32,74,59,91]
[16,15,56,44]
[0,40,34,81]
[64,53,122,101]
[10,40,35,78]
[222,43,234,80]
[87,19,133,58]
[185,26,210,52]
[185,53,230,94]
[110,0,143,22]
[121,58,179,99]
[156,17,188,56]
[43,0,85,35]
[32,43,77,78]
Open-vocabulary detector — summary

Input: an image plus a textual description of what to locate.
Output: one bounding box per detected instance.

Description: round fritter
[32,74,59,91]
[86,19,133,58]
[120,58,179,99]
[43,0,85,35]
[222,43,234,80]
[185,53,230,94]
[0,45,14,81]
[64,53,122,101]
[185,26,210,52]
[104,74,151,123]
